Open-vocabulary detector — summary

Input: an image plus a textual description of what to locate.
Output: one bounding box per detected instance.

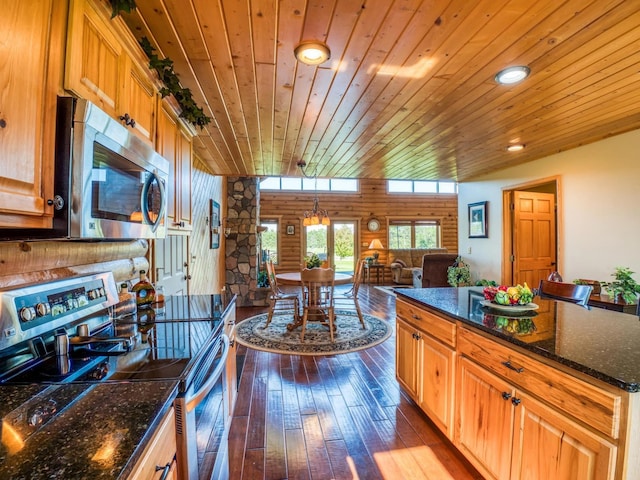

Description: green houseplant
[304,253,322,269]
[447,256,471,287]
[602,267,640,304]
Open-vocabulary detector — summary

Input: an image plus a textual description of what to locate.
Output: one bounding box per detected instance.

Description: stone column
[225,177,262,306]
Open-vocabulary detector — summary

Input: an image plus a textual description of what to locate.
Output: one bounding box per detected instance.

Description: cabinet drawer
[458,327,622,439]
[128,407,177,480]
[397,299,456,347]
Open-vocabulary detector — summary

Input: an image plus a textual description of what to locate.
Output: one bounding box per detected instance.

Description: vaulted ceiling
[122,0,640,181]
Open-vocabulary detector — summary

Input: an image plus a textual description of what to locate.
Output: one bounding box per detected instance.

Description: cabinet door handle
[412,314,421,320]
[501,391,512,401]
[119,113,136,128]
[501,360,524,373]
[155,455,174,480]
[511,397,521,406]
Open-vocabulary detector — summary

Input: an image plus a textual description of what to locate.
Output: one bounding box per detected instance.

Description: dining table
[275,271,354,330]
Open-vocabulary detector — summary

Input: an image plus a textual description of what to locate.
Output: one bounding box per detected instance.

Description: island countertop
[396,286,640,393]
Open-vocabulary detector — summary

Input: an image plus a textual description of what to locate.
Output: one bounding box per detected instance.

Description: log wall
[260,178,458,282]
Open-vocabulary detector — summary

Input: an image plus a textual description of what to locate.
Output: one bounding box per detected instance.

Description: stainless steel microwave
[1,97,170,240]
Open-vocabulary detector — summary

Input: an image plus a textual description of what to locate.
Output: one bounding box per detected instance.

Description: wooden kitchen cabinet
[0,0,66,227]
[128,407,177,480]
[65,0,156,144]
[396,318,419,398]
[456,327,618,480]
[396,299,456,438]
[157,99,193,233]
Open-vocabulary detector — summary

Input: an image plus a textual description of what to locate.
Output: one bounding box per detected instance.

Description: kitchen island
[395,286,640,480]
[0,292,236,480]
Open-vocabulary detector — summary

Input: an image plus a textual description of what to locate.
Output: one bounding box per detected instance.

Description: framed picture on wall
[286,225,295,235]
[468,201,488,238]
[210,200,220,249]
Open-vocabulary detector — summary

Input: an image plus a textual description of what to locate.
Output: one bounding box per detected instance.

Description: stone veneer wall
[225,177,261,306]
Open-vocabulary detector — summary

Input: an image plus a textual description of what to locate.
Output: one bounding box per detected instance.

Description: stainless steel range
[0,273,235,480]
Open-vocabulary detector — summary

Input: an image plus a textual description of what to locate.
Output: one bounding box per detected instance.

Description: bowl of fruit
[481,283,538,314]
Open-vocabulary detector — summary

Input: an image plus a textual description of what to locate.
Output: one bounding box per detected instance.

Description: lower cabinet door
[396,319,419,398]
[419,334,455,438]
[457,357,515,480]
[511,391,617,480]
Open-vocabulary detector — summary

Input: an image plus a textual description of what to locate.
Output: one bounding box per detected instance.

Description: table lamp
[368,239,384,263]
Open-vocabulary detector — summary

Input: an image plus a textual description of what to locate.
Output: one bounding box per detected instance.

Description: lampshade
[369,239,384,250]
[302,195,330,226]
[294,40,331,65]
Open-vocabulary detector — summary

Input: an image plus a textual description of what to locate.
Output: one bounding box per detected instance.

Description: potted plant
[304,253,322,269]
[573,279,602,295]
[447,256,471,287]
[602,267,640,304]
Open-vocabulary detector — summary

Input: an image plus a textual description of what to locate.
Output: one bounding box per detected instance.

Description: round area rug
[234,310,392,356]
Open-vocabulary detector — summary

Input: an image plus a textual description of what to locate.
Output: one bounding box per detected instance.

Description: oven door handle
[185,334,229,413]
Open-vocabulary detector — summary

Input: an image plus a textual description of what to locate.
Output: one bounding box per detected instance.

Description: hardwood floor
[229,284,483,480]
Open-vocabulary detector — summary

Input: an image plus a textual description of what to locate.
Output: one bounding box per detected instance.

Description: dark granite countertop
[0,293,236,479]
[396,287,640,393]
[0,381,178,479]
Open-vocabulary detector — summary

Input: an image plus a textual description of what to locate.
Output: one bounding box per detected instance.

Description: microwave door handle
[141,172,166,233]
[185,334,229,413]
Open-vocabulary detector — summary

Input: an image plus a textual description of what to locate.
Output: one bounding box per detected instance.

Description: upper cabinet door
[0,0,65,227]
[65,0,123,118]
[65,0,156,144]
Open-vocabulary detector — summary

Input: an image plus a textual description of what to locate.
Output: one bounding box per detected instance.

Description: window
[388,219,440,249]
[260,176,358,192]
[387,179,457,194]
[260,220,279,264]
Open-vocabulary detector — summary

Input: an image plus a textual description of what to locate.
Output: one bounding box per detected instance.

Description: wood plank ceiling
[122,0,640,181]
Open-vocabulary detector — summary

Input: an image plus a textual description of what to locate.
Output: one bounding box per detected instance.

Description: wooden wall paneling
[187,155,225,295]
[0,240,149,288]
[260,178,458,282]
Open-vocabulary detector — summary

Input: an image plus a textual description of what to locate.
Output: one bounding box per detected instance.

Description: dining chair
[300,267,335,342]
[334,260,366,329]
[538,279,593,307]
[264,261,300,329]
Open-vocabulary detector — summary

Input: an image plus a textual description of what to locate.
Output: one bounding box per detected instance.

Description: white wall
[458,128,640,285]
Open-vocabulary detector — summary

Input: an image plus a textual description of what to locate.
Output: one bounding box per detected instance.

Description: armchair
[413,253,460,288]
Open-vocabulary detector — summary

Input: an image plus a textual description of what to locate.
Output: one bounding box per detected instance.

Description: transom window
[388,179,457,194]
[388,219,441,249]
[260,176,358,192]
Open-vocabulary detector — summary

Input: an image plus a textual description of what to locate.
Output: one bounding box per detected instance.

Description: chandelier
[297,160,330,226]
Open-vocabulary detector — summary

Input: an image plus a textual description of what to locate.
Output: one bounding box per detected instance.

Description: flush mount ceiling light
[507,143,526,152]
[294,40,331,65]
[495,65,531,85]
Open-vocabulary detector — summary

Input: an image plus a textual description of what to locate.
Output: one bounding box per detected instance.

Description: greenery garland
[109,0,136,18]
[108,1,212,129]
[139,37,212,129]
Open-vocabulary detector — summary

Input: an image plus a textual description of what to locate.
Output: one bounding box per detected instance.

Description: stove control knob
[36,302,51,317]
[90,361,109,380]
[88,289,98,300]
[19,306,37,322]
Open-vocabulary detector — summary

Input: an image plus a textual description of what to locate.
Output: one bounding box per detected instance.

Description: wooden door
[153,235,189,296]
[395,319,419,399]
[512,191,557,287]
[419,334,455,439]
[511,392,617,480]
[0,0,61,227]
[122,54,156,143]
[457,357,515,480]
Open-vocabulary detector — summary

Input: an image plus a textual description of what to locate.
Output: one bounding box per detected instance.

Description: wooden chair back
[538,280,593,307]
[351,260,366,297]
[265,261,279,295]
[300,268,335,308]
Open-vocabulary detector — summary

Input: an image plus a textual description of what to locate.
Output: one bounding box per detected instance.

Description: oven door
[174,334,230,480]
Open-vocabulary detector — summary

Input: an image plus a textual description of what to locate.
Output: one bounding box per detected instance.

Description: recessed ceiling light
[294,41,331,65]
[507,144,525,152]
[495,66,531,85]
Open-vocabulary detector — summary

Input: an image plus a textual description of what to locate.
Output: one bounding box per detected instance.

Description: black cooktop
[0,294,233,387]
